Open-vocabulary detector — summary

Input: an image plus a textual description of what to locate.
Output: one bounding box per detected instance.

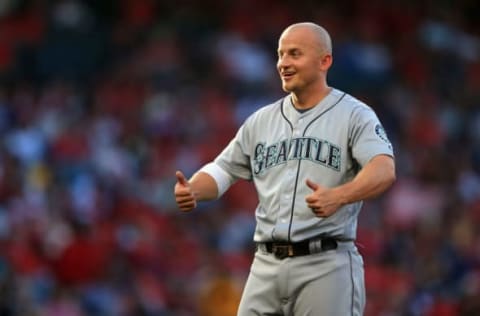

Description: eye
[290,49,301,58]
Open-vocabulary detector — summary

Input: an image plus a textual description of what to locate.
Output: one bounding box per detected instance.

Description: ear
[319,54,332,71]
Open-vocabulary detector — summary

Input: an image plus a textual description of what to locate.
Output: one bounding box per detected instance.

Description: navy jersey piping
[270,98,292,240]
[279,97,293,130]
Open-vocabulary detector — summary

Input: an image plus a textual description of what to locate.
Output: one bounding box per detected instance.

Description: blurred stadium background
[0,0,479,315]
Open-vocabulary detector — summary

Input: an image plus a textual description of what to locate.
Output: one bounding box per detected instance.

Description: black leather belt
[257,237,338,260]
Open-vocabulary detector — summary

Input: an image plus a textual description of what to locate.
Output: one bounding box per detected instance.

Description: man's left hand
[305,179,342,217]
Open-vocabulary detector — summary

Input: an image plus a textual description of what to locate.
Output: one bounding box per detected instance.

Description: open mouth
[281,72,295,80]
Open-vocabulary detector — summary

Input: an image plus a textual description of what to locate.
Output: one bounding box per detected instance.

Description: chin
[282,83,294,92]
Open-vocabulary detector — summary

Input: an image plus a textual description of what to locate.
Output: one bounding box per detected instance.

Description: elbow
[388,172,396,188]
[372,165,395,199]
[385,163,396,189]
[376,156,396,193]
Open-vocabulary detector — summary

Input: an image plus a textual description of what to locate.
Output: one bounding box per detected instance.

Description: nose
[277,55,289,71]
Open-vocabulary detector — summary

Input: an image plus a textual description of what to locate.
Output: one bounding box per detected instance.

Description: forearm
[189,171,219,201]
[334,154,396,205]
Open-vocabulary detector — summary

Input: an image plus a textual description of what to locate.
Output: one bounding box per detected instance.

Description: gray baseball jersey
[214,88,393,243]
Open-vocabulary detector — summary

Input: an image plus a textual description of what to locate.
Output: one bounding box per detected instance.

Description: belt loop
[309,239,322,254]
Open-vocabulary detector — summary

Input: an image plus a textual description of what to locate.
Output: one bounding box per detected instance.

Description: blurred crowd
[0,0,479,315]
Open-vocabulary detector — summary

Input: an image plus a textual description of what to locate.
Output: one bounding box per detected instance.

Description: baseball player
[174,22,395,316]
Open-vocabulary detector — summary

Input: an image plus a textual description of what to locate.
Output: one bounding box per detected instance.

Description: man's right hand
[174,170,197,211]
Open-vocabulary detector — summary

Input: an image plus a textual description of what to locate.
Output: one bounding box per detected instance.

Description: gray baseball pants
[237,242,365,316]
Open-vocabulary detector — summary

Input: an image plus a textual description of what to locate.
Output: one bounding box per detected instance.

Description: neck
[292,86,332,110]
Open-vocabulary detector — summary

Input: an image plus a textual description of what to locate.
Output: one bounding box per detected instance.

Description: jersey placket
[275,114,305,241]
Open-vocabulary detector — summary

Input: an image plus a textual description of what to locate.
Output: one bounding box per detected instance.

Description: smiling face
[277,23,332,95]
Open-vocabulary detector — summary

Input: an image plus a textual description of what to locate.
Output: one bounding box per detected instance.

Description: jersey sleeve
[213,121,253,181]
[349,106,394,167]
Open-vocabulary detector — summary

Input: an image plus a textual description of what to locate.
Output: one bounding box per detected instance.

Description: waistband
[256,237,354,260]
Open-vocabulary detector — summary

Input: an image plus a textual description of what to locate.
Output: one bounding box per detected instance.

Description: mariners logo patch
[375,124,391,145]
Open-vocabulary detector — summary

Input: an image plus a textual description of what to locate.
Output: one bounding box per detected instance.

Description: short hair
[282,22,332,55]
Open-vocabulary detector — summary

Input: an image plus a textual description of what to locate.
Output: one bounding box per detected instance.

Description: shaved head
[280,22,332,55]
[276,22,334,106]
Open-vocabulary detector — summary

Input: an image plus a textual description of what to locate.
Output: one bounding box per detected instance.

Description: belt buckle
[272,244,293,259]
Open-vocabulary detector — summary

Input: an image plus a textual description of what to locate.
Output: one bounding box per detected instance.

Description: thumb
[176,170,189,186]
[306,178,319,191]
